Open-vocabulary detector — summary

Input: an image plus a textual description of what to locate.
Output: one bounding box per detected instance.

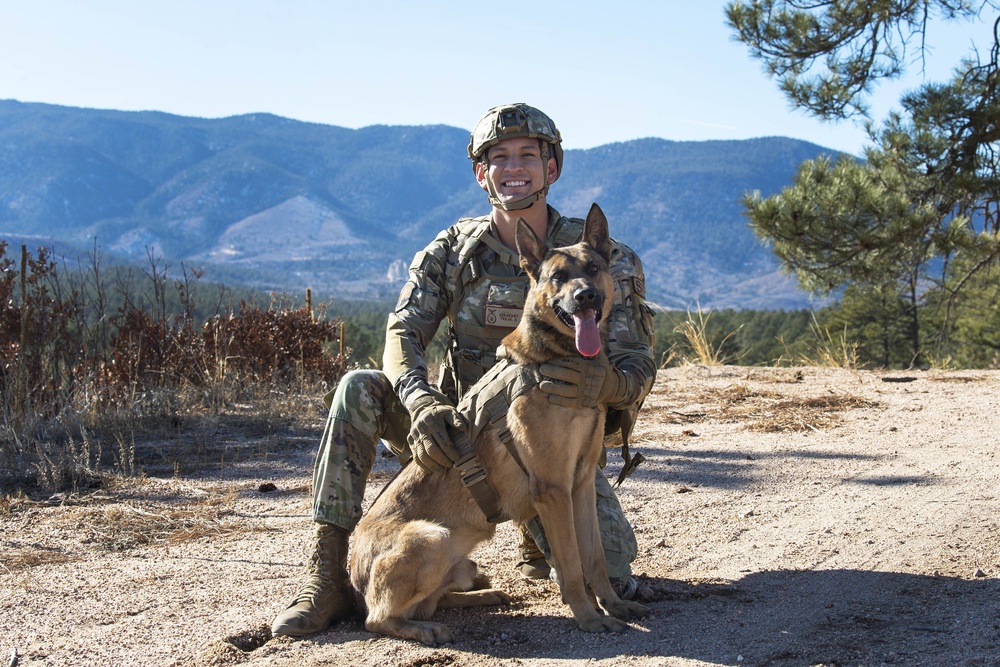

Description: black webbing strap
[613,407,645,488]
[449,428,509,524]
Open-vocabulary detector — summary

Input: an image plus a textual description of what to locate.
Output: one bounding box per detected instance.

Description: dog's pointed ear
[515,218,547,279]
[583,203,612,264]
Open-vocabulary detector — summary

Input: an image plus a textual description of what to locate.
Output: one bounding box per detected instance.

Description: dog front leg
[572,474,649,622]
[531,480,628,633]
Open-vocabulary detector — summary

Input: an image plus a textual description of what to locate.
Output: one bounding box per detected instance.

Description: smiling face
[475,137,559,207]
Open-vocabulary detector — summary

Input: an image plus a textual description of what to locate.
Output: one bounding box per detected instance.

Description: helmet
[468,103,563,211]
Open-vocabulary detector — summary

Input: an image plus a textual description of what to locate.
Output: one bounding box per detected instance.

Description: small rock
[258,482,278,493]
[973,567,987,578]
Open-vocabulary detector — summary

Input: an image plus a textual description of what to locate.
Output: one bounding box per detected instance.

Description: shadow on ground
[298,569,1000,667]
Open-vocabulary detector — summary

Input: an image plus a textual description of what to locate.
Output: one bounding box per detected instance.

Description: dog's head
[515,203,614,358]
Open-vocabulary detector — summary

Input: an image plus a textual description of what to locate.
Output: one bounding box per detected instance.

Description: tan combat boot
[271,523,354,637]
[514,522,551,580]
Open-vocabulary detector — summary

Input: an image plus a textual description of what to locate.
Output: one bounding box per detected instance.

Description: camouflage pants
[523,472,638,580]
[311,368,638,578]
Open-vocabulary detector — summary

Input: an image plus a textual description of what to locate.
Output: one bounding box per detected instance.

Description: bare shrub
[0,242,348,494]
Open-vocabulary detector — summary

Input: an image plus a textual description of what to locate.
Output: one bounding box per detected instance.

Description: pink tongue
[573,310,602,358]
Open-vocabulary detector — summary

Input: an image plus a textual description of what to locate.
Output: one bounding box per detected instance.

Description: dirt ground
[2,365,1000,667]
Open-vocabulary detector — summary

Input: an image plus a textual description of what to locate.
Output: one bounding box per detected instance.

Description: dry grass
[714,383,784,405]
[927,374,990,383]
[645,373,877,434]
[2,484,276,570]
[744,394,877,432]
[1,545,73,571]
[796,315,861,369]
[707,381,876,432]
[670,308,741,367]
[75,487,273,552]
[742,368,806,384]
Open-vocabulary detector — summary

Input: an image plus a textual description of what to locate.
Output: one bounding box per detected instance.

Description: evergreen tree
[741,151,934,364]
[823,283,917,367]
[726,0,998,120]
[729,0,999,366]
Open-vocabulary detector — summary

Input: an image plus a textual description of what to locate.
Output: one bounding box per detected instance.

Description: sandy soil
[2,365,999,667]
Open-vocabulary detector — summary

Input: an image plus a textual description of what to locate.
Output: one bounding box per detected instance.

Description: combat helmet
[468,103,563,211]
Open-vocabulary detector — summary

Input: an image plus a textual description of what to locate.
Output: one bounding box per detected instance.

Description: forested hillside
[0,100,841,308]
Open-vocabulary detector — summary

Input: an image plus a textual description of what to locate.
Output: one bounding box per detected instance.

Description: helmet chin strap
[486,184,547,211]
[484,142,552,211]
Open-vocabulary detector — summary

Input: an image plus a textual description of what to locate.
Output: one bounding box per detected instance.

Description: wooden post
[16,245,29,417]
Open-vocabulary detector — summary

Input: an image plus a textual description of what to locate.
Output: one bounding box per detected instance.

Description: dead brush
[1,484,268,570]
[653,379,877,433]
[735,393,877,432]
[76,486,272,552]
[2,545,73,571]
[0,242,348,494]
[716,383,783,405]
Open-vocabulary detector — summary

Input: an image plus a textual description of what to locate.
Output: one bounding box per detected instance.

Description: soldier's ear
[546,156,559,185]
[583,203,612,264]
[515,219,547,280]
[474,160,490,191]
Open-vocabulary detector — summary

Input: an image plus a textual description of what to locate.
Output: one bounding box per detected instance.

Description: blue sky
[1,1,995,155]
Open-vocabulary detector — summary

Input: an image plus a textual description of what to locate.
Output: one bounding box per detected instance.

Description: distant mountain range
[0,100,842,309]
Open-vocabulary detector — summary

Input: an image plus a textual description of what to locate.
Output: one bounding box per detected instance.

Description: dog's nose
[574,287,598,308]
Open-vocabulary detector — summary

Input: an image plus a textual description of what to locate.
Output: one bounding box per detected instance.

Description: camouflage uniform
[312,205,656,578]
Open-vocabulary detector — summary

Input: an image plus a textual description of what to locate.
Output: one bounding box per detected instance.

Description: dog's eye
[586,263,600,276]
[549,270,567,284]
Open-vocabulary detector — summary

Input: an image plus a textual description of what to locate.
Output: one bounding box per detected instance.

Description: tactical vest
[434,216,647,522]
[451,345,641,523]
[437,214,584,403]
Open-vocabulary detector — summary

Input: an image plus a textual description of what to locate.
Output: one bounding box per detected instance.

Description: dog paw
[488,590,514,605]
[606,599,649,620]
[577,614,630,634]
[415,622,454,647]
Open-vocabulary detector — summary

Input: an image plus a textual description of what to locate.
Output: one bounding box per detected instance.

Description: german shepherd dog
[349,203,649,645]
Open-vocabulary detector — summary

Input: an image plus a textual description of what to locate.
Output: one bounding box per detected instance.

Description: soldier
[271,103,657,637]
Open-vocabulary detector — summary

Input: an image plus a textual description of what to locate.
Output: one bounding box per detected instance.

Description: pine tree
[728,0,999,366]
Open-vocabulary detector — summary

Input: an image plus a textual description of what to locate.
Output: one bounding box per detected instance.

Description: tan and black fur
[349,203,649,646]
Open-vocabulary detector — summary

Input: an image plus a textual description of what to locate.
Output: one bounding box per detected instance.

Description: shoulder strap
[445,216,493,294]
[551,215,585,247]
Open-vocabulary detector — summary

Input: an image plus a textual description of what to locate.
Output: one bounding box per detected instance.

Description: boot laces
[292,535,345,604]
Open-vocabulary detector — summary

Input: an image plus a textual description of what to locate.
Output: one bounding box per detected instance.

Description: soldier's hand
[407,397,466,474]
[539,353,628,409]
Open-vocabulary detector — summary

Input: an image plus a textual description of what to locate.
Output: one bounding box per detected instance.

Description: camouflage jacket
[383,205,656,414]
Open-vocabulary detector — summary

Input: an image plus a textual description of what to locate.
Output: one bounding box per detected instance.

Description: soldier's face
[476,137,558,204]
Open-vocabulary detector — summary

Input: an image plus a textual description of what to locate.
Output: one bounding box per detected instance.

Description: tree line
[334,298,995,370]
